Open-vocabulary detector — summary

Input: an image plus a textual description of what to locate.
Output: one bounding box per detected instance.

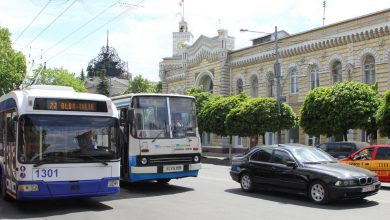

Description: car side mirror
[286,161,297,168]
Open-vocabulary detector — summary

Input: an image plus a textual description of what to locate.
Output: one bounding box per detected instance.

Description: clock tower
[172,18,193,57]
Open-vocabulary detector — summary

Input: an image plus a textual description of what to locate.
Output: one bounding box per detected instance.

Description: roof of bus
[18,85,110,101]
[111,93,195,101]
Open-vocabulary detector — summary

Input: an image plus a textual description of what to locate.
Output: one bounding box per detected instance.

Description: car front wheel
[240,173,253,192]
[309,181,329,204]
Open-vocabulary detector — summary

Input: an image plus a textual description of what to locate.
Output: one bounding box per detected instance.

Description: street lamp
[240,26,282,144]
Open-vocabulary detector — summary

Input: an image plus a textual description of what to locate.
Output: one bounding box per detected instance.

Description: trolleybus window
[18,115,119,164]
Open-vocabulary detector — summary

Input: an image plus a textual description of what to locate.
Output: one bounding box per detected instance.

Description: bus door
[119,107,130,179]
[4,111,17,197]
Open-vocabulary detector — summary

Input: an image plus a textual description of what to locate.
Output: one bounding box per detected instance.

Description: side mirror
[286,161,297,168]
[127,108,134,124]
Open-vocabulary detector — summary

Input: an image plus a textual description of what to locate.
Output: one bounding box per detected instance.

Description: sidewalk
[201,152,231,166]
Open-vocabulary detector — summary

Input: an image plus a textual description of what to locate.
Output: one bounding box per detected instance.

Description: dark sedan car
[230,144,381,204]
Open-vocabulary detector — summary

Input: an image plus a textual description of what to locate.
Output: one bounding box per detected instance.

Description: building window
[250,76,259,97]
[310,64,319,90]
[236,78,244,94]
[332,61,342,83]
[288,126,299,143]
[199,75,213,93]
[202,132,211,145]
[364,55,376,85]
[290,68,299,94]
[307,135,320,146]
[265,132,274,145]
[235,136,243,147]
[266,72,274,97]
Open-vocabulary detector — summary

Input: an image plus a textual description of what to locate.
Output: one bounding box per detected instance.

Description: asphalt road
[1,164,390,220]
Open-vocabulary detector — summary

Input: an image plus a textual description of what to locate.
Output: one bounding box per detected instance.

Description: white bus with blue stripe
[0,85,120,200]
[112,94,201,183]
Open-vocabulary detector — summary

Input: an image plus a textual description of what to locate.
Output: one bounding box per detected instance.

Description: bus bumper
[15,177,120,200]
[128,163,201,182]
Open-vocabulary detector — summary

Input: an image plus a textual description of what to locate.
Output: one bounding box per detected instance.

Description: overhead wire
[25,0,77,48]
[46,0,145,62]
[37,0,120,60]
[13,0,52,44]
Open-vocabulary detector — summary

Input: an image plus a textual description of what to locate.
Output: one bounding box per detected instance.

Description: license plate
[362,185,375,192]
[163,165,183,173]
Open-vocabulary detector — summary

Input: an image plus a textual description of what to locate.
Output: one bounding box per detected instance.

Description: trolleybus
[112,94,201,183]
[0,85,120,200]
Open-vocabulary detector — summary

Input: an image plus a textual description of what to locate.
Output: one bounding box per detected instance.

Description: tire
[157,179,171,184]
[240,173,253,192]
[1,175,10,201]
[308,180,329,204]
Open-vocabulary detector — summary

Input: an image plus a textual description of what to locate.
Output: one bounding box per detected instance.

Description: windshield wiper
[33,157,61,167]
[77,155,108,166]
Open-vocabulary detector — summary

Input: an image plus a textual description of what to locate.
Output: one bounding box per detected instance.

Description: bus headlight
[18,184,39,192]
[193,155,200,163]
[107,180,120,187]
[141,157,148,165]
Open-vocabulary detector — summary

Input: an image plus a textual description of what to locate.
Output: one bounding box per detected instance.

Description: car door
[248,149,273,185]
[268,149,306,191]
[344,147,375,170]
[370,147,390,181]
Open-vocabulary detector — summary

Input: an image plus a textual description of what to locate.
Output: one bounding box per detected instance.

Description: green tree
[185,86,213,134]
[200,93,248,158]
[125,75,154,93]
[300,82,380,141]
[226,97,296,143]
[376,90,390,138]
[154,81,162,93]
[79,69,86,81]
[0,27,27,95]
[97,76,109,96]
[31,66,86,92]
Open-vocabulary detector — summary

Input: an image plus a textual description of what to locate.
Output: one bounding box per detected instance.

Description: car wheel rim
[311,183,325,202]
[241,175,251,190]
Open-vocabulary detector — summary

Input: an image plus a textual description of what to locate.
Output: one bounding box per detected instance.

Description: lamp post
[240,26,282,144]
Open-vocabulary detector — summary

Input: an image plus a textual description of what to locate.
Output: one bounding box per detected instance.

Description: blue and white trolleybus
[0,85,120,200]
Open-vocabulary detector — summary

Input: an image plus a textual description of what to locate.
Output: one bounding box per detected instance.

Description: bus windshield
[18,115,119,164]
[132,96,197,139]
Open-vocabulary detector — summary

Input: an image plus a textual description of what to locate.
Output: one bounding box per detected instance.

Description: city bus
[0,85,120,200]
[111,94,201,183]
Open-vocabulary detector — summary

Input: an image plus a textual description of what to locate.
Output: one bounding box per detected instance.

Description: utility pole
[274,26,282,144]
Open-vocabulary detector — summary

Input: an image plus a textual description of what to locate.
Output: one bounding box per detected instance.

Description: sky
[0,0,389,82]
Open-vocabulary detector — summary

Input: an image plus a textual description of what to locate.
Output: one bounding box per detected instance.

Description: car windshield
[290,147,337,163]
[18,115,119,164]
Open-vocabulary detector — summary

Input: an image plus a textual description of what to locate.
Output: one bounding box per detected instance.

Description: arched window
[310,64,319,90]
[199,75,213,93]
[290,68,299,94]
[364,55,376,85]
[332,61,342,83]
[236,78,244,94]
[250,76,259,97]
[266,72,274,97]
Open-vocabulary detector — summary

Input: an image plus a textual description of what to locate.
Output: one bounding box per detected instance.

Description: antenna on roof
[322,0,327,26]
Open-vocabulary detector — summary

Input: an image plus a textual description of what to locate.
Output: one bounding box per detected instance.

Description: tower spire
[106,29,109,48]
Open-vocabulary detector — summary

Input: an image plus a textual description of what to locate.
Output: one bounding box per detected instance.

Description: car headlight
[372,176,379,183]
[335,179,358,186]
[141,157,148,165]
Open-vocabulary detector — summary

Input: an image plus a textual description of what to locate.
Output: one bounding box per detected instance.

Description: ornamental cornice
[166,73,186,82]
[230,23,390,68]
[186,35,228,66]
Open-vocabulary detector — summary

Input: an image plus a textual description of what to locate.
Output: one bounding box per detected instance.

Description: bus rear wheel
[157,179,171,184]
